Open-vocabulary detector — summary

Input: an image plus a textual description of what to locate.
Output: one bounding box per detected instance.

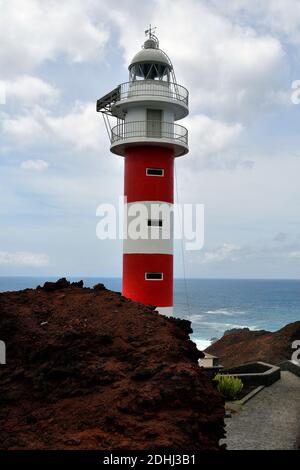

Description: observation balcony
[110,120,188,157]
[110,80,189,120]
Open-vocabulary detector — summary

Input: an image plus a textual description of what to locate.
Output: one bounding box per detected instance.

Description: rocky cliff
[206,321,300,368]
[0,279,225,450]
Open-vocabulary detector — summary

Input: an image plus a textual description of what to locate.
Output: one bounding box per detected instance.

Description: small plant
[213,374,243,400]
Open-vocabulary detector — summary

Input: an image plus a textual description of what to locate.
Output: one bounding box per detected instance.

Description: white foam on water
[189,309,247,324]
[189,314,205,323]
[205,308,246,316]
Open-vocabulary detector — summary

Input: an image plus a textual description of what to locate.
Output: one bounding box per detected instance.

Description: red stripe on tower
[123,253,173,307]
[97,30,189,315]
[124,146,174,204]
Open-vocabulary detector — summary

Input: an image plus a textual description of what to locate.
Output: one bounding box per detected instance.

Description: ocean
[0,277,299,350]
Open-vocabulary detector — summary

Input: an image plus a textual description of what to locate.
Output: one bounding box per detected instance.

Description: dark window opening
[129,63,171,81]
[147,219,163,227]
[145,272,164,280]
[146,168,164,176]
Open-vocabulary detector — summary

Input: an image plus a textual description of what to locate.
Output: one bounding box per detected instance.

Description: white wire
[174,161,192,319]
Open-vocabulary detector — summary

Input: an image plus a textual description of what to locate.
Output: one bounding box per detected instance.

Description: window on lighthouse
[146,168,164,176]
[147,219,163,227]
[130,63,170,82]
[145,272,164,280]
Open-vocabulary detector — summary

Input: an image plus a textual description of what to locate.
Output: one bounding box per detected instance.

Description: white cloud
[212,0,300,46]
[288,251,300,259]
[21,159,49,172]
[0,0,109,76]
[1,76,59,106]
[0,251,49,267]
[202,243,242,263]
[45,102,105,152]
[194,233,300,268]
[0,81,6,105]
[187,114,243,165]
[2,102,106,152]
[1,108,46,145]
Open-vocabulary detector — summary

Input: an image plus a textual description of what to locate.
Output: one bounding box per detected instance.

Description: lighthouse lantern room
[97,28,189,315]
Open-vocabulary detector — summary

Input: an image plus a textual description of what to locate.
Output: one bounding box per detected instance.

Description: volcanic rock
[0,280,225,450]
[40,277,70,292]
[206,321,300,368]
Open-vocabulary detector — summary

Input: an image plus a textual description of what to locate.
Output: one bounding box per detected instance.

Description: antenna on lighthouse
[144,24,159,48]
[145,24,157,39]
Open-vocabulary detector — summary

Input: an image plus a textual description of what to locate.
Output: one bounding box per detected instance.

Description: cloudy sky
[0,0,300,279]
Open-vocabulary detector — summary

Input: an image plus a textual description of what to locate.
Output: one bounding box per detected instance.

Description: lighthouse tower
[97,29,189,315]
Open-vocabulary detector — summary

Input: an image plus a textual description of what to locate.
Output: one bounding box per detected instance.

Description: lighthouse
[97,28,189,315]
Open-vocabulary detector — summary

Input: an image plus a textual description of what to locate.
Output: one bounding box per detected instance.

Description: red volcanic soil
[206,322,300,368]
[0,279,225,450]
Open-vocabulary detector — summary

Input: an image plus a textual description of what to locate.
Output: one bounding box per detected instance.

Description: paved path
[224,371,300,450]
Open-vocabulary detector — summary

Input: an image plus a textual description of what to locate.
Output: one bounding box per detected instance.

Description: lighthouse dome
[129,47,172,69]
[129,39,172,81]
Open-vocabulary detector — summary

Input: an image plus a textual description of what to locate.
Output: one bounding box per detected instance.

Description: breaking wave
[204,308,246,316]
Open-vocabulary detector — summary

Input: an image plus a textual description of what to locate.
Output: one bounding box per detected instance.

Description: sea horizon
[1,275,299,280]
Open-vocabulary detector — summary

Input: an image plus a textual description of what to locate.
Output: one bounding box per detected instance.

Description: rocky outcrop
[0,279,225,450]
[206,321,300,368]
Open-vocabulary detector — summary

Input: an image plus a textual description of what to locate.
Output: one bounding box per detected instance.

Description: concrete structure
[199,353,220,368]
[222,362,281,387]
[279,360,300,377]
[223,371,300,450]
[97,30,189,314]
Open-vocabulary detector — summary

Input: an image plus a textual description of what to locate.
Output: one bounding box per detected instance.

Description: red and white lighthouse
[97,29,189,315]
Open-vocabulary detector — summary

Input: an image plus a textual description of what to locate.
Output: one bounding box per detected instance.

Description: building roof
[202,353,218,359]
[129,45,172,70]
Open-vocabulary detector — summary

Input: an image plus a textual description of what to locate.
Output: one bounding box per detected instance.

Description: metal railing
[117,80,189,106]
[111,120,188,146]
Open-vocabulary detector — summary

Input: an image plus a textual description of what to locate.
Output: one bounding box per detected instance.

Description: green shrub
[213,374,243,400]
